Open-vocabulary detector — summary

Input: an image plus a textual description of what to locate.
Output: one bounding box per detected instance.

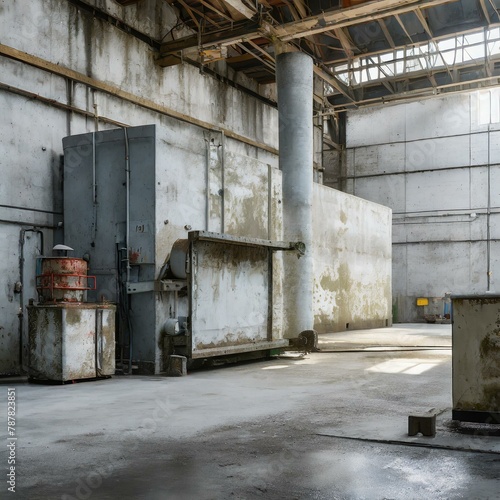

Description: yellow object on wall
[417,298,429,306]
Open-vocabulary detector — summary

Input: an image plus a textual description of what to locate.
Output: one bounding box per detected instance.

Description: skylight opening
[329,27,500,91]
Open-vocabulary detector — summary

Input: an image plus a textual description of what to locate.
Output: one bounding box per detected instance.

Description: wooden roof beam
[159,0,460,56]
[158,20,260,64]
[219,0,257,20]
[378,18,396,48]
[313,64,356,103]
[236,42,275,70]
[276,0,461,41]
[322,22,500,66]
[414,7,433,39]
[334,27,355,59]
[292,0,308,19]
[247,39,275,63]
[330,73,500,111]
[394,13,415,44]
[479,0,491,24]
[177,0,201,29]
[487,0,500,22]
[197,0,234,22]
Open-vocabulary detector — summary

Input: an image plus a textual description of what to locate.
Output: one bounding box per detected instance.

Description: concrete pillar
[276,51,314,338]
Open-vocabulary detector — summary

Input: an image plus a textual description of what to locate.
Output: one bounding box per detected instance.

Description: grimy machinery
[27,246,116,382]
[62,125,305,374]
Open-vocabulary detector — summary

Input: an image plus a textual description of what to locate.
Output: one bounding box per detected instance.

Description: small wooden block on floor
[408,413,436,437]
[167,355,187,377]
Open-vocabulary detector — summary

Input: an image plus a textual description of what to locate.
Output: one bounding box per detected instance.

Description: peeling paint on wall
[313,184,392,333]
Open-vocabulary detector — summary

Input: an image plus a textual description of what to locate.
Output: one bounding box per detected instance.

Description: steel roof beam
[329,74,500,111]
[414,7,433,39]
[330,48,500,84]
[378,18,396,48]
[313,64,357,103]
[331,54,500,94]
[276,0,461,41]
[334,28,356,59]
[219,0,257,20]
[486,0,500,22]
[322,22,500,66]
[480,0,492,23]
[159,0,461,56]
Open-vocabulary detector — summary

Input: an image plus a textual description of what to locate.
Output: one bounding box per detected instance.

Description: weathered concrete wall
[0,0,386,373]
[341,91,500,322]
[0,0,280,374]
[312,184,392,333]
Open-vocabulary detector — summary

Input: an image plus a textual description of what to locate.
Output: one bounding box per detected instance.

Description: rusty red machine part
[36,257,96,303]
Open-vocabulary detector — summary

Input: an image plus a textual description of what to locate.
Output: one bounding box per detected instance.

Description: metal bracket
[188,230,304,253]
[126,280,187,294]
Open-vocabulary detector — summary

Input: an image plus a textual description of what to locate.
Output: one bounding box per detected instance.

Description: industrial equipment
[62,125,297,374]
[451,295,500,424]
[27,253,116,382]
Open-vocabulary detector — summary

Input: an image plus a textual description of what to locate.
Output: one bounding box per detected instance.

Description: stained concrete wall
[341,91,500,322]
[0,0,281,374]
[313,184,392,332]
[0,0,391,373]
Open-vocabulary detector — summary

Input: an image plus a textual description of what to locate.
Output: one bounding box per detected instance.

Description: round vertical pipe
[205,134,210,231]
[276,51,314,338]
[123,128,132,374]
[124,127,131,284]
[221,131,226,233]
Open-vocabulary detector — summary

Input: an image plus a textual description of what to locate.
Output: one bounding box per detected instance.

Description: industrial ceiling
[152,0,500,110]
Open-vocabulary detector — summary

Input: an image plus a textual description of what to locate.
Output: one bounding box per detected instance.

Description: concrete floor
[1,324,500,499]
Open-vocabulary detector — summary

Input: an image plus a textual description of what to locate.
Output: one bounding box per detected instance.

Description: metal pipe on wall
[92,132,98,242]
[276,51,314,337]
[0,219,58,228]
[486,100,492,292]
[19,228,44,369]
[221,131,225,233]
[204,133,210,231]
[123,128,133,374]
[124,128,131,284]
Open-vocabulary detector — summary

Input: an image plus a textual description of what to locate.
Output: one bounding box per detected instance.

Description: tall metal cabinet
[63,126,158,373]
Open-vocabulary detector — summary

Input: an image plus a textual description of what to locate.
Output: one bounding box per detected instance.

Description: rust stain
[38,257,89,302]
[129,250,140,264]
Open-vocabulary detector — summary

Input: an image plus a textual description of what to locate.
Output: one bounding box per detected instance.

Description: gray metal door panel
[63,125,157,300]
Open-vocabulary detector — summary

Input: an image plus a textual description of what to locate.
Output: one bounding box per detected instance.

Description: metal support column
[276,51,314,337]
